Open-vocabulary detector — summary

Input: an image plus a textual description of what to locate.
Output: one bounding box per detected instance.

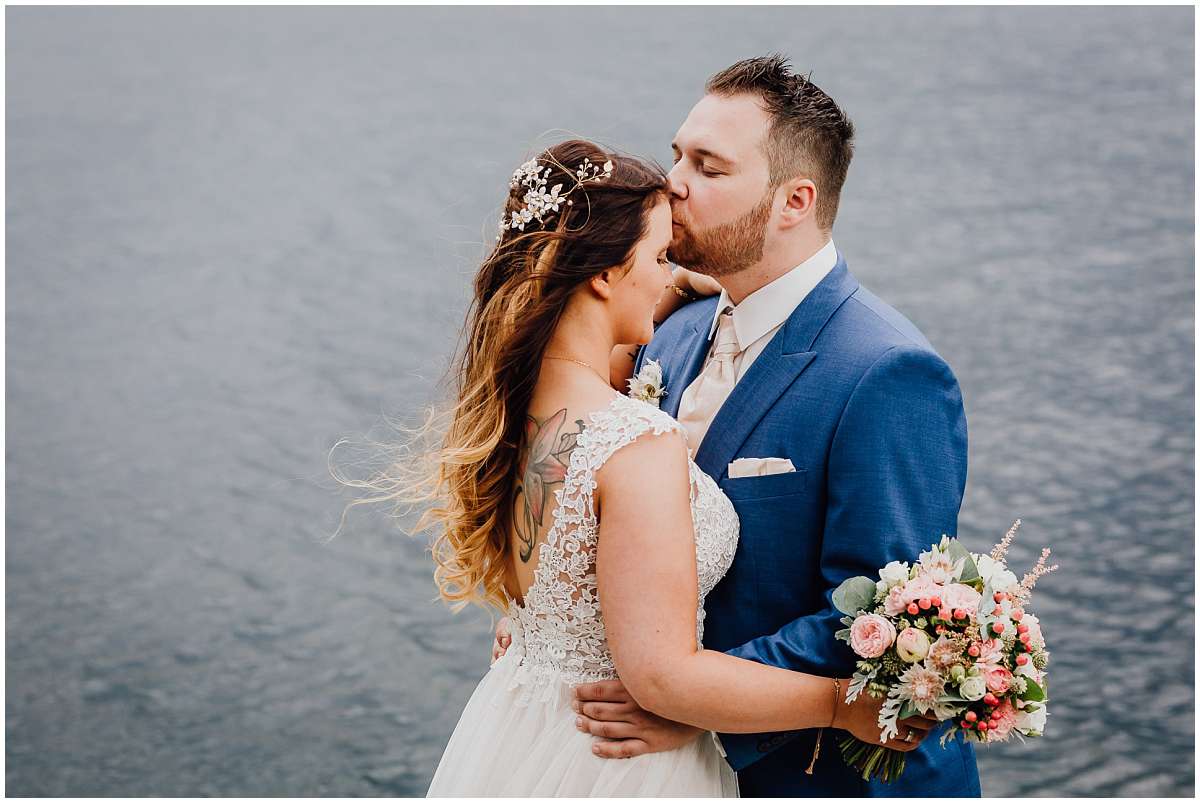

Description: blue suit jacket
[636,256,980,797]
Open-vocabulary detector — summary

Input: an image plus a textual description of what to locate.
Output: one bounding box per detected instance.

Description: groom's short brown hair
[706,55,855,232]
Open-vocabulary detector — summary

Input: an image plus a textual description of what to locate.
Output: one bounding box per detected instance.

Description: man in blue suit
[495,55,980,795]
[571,56,980,797]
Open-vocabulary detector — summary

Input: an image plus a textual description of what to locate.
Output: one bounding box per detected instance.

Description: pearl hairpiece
[499,156,614,237]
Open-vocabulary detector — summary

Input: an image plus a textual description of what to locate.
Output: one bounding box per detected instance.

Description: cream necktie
[678,307,740,449]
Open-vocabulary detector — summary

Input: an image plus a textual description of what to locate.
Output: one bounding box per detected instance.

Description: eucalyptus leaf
[833,576,877,616]
[946,539,980,582]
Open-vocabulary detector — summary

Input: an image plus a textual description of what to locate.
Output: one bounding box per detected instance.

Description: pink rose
[849,613,897,658]
[940,582,982,615]
[976,638,1004,665]
[883,586,909,616]
[895,627,932,662]
[979,663,1013,694]
[901,575,944,606]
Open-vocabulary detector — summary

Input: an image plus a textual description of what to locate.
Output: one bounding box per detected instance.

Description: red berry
[977,720,989,730]
[965,711,977,722]
[1017,624,1029,634]
[968,644,981,657]
[1011,609,1024,621]
[961,720,971,728]
[1016,654,1029,666]
[983,693,998,706]
[931,596,942,607]
[992,621,1005,634]
[994,591,1007,603]
[954,609,967,620]
[919,597,931,610]
[992,605,1003,615]
[991,710,1002,721]
[907,603,920,615]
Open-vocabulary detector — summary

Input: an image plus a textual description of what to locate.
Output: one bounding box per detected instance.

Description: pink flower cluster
[834,528,1055,783]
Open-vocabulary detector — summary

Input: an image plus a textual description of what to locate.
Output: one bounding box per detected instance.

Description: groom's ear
[777,178,818,230]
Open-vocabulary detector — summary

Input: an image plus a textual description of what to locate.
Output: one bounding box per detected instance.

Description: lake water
[6,6,1193,797]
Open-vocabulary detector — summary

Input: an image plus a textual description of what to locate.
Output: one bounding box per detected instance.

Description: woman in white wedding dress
[369,141,930,796]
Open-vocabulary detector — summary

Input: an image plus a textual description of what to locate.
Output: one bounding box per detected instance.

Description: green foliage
[945,538,980,582]
[833,576,878,615]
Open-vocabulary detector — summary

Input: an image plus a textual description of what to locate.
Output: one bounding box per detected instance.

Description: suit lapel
[694,258,860,480]
[662,299,719,418]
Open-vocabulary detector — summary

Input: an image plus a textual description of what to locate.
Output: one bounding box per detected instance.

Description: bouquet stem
[838,737,907,783]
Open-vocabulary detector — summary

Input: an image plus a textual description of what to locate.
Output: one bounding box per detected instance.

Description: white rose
[1016,704,1048,736]
[959,675,987,701]
[878,561,910,589]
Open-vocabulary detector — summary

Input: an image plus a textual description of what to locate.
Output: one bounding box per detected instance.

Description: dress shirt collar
[706,239,840,346]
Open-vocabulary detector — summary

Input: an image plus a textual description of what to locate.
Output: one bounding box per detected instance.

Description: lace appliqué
[503,394,739,706]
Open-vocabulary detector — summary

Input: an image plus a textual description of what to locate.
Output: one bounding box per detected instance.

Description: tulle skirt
[427,648,738,797]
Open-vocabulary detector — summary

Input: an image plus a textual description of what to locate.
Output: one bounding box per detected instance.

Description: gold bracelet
[805,678,841,776]
[669,282,695,301]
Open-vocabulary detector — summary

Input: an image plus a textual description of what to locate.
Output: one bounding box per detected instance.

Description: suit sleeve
[715,344,969,771]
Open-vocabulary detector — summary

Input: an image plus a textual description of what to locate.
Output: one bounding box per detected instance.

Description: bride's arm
[595,430,906,741]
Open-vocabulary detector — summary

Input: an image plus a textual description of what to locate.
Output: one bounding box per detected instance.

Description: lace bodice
[503,394,739,701]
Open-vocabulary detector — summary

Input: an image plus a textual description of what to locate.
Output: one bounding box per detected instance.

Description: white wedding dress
[427,394,741,797]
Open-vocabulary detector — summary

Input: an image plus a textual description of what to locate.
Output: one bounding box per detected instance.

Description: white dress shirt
[700,239,839,383]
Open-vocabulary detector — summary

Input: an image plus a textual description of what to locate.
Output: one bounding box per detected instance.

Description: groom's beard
[668,191,772,277]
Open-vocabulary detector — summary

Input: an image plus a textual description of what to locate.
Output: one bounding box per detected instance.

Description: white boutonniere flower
[627,359,667,407]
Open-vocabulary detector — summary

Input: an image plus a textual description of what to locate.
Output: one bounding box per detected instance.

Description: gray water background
[6,6,1194,797]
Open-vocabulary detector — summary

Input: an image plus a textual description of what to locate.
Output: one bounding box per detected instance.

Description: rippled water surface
[7,6,1193,797]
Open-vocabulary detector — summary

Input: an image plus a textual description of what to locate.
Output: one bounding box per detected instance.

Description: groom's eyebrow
[671,142,733,165]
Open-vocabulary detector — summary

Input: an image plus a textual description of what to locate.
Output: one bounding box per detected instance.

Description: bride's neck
[542,303,615,377]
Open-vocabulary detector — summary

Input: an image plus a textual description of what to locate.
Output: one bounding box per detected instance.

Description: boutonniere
[627,359,667,407]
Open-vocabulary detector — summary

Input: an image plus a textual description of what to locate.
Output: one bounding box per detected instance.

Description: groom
[500,56,981,796]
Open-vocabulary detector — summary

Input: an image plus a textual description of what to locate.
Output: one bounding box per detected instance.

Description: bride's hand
[672,267,722,298]
[833,681,937,752]
[572,679,703,759]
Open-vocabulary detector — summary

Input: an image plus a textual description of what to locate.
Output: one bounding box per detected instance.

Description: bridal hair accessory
[501,156,614,235]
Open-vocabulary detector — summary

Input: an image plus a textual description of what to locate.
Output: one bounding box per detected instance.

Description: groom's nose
[666,164,688,200]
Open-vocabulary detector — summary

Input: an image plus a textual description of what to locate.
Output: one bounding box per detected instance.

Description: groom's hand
[572,679,703,759]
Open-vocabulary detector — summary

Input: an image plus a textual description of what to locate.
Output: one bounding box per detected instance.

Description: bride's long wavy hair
[332,139,667,612]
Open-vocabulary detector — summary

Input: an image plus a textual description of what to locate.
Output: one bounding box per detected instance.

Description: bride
[369,140,932,796]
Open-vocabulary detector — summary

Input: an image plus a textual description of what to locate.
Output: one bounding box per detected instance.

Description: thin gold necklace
[544,354,609,385]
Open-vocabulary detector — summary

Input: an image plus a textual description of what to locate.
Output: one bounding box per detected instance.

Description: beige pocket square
[727,457,796,479]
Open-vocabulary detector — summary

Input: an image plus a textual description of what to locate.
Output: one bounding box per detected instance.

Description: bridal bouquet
[832,521,1057,783]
